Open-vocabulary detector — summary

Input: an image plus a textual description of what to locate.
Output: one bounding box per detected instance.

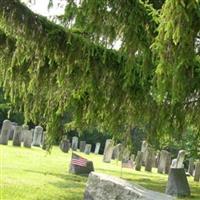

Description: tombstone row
[0,119,44,148]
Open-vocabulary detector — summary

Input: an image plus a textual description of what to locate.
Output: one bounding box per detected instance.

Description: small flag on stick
[71,153,88,167]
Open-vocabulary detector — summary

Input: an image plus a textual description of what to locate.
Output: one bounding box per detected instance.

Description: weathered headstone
[0,120,11,145]
[12,126,22,146]
[23,130,33,148]
[194,161,200,182]
[176,150,186,168]
[84,144,92,155]
[71,136,78,151]
[130,154,135,162]
[32,126,43,147]
[141,140,148,165]
[157,150,172,174]
[79,141,86,152]
[188,158,194,176]
[21,124,29,142]
[8,122,17,140]
[112,143,123,160]
[103,139,114,163]
[60,136,70,153]
[145,147,155,172]
[135,151,143,171]
[94,142,101,154]
[166,168,190,197]
[84,172,174,200]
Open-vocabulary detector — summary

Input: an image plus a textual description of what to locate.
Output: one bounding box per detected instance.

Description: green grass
[0,143,200,200]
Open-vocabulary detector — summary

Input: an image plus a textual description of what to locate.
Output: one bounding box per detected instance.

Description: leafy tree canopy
[0,0,200,145]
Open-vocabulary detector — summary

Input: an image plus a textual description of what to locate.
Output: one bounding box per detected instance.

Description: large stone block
[84,172,174,200]
[166,168,190,197]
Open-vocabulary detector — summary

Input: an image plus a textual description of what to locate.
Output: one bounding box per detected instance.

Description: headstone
[145,147,155,172]
[155,151,160,168]
[84,144,92,155]
[71,136,78,151]
[41,131,46,150]
[79,141,86,152]
[84,172,174,200]
[188,158,194,176]
[130,154,135,162]
[8,122,17,140]
[60,135,70,153]
[94,142,101,154]
[135,151,143,171]
[165,168,190,197]
[194,161,200,182]
[141,140,148,165]
[21,124,29,142]
[23,130,33,148]
[69,154,94,175]
[176,150,186,168]
[0,120,11,145]
[12,126,22,146]
[157,150,172,174]
[122,147,130,161]
[112,144,123,160]
[32,126,43,147]
[103,139,114,163]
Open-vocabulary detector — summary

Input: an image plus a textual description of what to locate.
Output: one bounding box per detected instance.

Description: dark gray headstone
[165,168,190,197]
[135,151,143,171]
[23,130,33,148]
[79,141,86,152]
[145,147,155,172]
[13,126,22,146]
[60,137,70,153]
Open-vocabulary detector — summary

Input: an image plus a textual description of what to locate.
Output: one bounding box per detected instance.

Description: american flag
[71,153,88,167]
[122,160,134,169]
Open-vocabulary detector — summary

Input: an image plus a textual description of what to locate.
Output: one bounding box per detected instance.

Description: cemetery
[0,0,200,200]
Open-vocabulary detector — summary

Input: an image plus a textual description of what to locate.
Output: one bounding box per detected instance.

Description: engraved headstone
[13,126,22,146]
[103,139,114,163]
[158,150,172,174]
[135,151,143,171]
[94,142,101,154]
[32,126,43,147]
[60,135,70,153]
[79,141,86,152]
[23,130,33,148]
[0,120,11,145]
[145,147,155,172]
[71,136,78,151]
[84,144,92,155]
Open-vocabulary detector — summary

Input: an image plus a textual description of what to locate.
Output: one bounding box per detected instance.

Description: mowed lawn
[0,143,200,200]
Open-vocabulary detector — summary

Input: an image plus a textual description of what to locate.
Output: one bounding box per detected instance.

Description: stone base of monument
[69,161,94,176]
[165,168,190,197]
[84,172,175,200]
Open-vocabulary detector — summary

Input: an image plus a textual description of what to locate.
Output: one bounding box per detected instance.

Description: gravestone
[145,147,155,172]
[21,124,29,142]
[80,141,86,152]
[176,150,186,168]
[71,136,78,151]
[0,119,11,145]
[135,151,143,171]
[165,168,190,197]
[23,130,33,148]
[32,126,43,147]
[41,131,46,150]
[13,126,22,146]
[60,135,70,153]
[94,142,101,154]
[122,147,130,161]
[112,143,123,160]
[194,161,200,182]
[188,158,194,176]
[103,140,114,163]
[84,144,92,155]
[130,154,135,162]
[155,151,160,168]
[141,140,148,165]
[8,122,17,140]
[84,172,174,200]
[158,150,171,174]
